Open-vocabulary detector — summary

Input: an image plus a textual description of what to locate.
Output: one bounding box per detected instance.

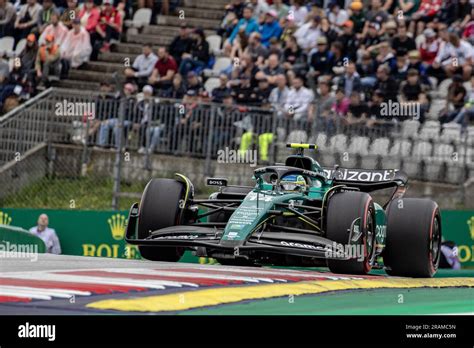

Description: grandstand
[0,0,473,209]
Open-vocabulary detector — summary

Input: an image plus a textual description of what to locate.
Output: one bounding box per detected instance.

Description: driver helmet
[280,174,306,191]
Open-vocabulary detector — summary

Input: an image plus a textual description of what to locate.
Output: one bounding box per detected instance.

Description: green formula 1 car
[125,144,441,277]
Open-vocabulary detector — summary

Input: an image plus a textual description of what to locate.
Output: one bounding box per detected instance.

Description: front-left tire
[137,178,185,262]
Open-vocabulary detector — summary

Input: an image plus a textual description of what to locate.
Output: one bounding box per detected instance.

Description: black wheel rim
[431,217,441,268]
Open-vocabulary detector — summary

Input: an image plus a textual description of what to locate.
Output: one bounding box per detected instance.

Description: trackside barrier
[0,88,472,210]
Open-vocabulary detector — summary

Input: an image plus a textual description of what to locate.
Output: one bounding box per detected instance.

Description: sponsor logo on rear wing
[322,168,399,182]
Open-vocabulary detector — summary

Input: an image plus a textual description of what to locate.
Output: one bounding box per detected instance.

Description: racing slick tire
[326,192,375,275]
[384,198,441,278]
[137,178,185,262]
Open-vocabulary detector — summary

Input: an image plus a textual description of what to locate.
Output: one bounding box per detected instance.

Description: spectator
[338,61,361,98]
[331,88,350,117]
[97,82,135,149]
[0,0,16,37]
[392,25,417,54]
[124,44,158,88]
[358,52,378,88]
[315,78,336,117]
[228,4,258,45]
[169,23,193,66]
[347,91,369,124]
[184,71,203,95]
[60,0,79,28]
[94,0,122,54]
[260,53,284,86]
[259,10,282,47]
[160,73,186,99]
[39,12,68,46]
[14,0,42,41]
[349,1,365,34]
[38,0,58,34]
[361,0,388,38]
[270,0,289,20]
[211,73,232,103]
[288,0,308,27]
[254,76,272,106]
[35,34,61,88]
[327,0,349,28]
[136,85,157,154]
[269,73,290,117]
[374,64,399,102]
[391,50,410,85]
[338,20,359,62]
[440,75,467,123]
[249,0,269,20]
[282,35,306,73]
[178,28,210,76]
[148,46,177,91]
[244,32,268,62]
[309,36,334,81]
[60,18,92,75]
[284,75,314,121]
[19,33,38,92]
[419,28,439,65]
[79,0,100,39]
[29,214,61,254]
[294,15,322,52]
[434,32,473,80]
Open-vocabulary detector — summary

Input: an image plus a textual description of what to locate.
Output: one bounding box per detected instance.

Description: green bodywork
[220,155,387,255]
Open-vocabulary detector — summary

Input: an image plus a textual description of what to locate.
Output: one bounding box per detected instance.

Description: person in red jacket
[78,0,99,34]
[95,0,122,53]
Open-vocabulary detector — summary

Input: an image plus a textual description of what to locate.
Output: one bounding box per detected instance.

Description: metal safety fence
[0,88,472,210]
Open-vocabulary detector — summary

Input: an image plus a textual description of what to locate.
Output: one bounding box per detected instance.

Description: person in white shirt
[284,75,315,121]
[288,0,308,27]
[294,15,322,51]
[433,32,474,81]
[29,214,61,254]
[124,44,159,87]
[269,74,290,117]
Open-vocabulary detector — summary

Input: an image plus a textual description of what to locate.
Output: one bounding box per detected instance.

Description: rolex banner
[0,208,213,264]
[0,208,473,267]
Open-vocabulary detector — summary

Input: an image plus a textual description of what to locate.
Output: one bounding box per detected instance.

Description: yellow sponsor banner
[87,277,474,312]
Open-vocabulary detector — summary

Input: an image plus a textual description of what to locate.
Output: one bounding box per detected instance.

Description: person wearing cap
[38,0,58,34]
[178,27,209,76]
[309,36,334,79]
[228,5,259,45]
[60,17,92,74]
[184,70,203,95]
[169,24,193,66]
[419,28,439,65]
[349,1,365,34]
[20,33,39,78]
[14,0,42,41]
[35,33,60,87]
[148,46,177,91]
[94,0,122,54]
[60,0,79,28]
[39,12,68,46]
[0,0,16,37]
[338,20,358,61]
[294,15,322,51]
[259,10,282,48]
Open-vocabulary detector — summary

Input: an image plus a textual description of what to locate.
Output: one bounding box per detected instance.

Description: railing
[0,88,472,209]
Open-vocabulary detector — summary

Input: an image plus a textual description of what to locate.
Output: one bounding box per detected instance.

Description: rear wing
[323,168,408,192]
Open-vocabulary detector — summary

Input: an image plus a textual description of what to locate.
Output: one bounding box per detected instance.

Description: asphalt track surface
[0,254,473,315]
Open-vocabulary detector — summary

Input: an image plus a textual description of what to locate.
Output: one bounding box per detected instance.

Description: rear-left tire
[137,178,185,262]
